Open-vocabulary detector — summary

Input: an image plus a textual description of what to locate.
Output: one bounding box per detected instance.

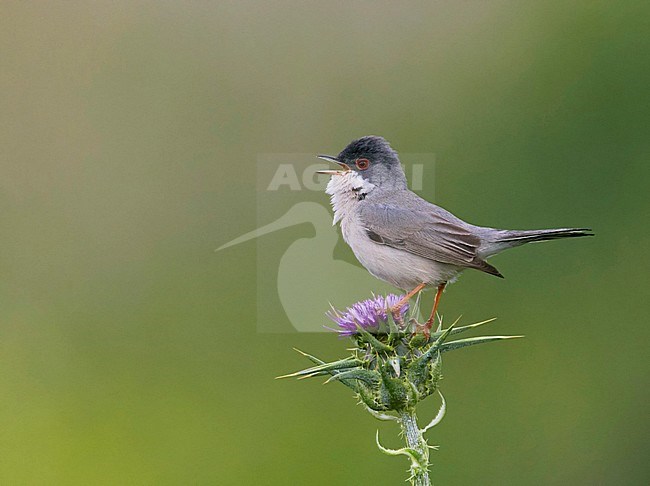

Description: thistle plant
[279,294,522,485]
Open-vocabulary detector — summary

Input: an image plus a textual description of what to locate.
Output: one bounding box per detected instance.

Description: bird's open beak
[316,155,350,175]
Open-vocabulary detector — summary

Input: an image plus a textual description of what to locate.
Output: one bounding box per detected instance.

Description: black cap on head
[332,135,406,189]
[337,135,398,163]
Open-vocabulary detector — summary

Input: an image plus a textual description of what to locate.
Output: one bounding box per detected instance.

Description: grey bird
[317,135,592,335]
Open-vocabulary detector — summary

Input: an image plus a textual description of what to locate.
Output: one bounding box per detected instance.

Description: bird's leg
[420,283,446,338]
[390,282,426,322]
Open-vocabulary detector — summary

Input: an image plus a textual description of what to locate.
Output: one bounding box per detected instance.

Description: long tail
[480,227,594,258]
[497,227,594,245]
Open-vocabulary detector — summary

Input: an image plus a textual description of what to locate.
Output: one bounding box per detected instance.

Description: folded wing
[359,203,503,278]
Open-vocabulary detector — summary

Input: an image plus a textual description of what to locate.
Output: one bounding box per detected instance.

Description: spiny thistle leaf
[275,357,361,379]
[324,368,381,386]
[355,324,394,352]
[362,404,399,422]
[291,348,326,365]
[439,335,524,353]
[287,349,360,391]
[421,390,446,434]
[375,430,426,465]
[427,317,496,343]
[410,324,455,372]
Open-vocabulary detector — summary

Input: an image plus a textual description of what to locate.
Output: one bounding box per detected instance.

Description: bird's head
[317,136,407,190]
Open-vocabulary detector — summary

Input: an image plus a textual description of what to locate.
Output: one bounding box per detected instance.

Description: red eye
[355,158,370,170]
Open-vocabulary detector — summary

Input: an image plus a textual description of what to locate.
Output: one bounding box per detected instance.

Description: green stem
[398,410,431,486]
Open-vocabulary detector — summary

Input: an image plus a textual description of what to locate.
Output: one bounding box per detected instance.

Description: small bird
[317,136,592,335]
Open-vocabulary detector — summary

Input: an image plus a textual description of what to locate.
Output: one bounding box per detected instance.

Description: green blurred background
[1,1,648,484]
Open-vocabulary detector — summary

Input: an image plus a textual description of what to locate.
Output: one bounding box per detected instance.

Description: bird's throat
[325,171,374,225]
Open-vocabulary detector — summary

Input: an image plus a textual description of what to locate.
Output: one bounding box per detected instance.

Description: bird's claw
[389,305,404,324]
[413,323,431,341]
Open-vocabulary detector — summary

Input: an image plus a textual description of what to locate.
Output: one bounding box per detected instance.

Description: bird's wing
[358,203,503,277]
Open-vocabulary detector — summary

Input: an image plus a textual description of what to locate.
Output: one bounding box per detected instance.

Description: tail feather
[498,228,594,244]
[479,227,594,258]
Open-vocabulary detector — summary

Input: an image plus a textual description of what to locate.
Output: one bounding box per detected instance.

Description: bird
[316,135,593,335]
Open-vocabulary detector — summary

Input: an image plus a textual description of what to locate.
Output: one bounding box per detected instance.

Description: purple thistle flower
[326,294,408,336]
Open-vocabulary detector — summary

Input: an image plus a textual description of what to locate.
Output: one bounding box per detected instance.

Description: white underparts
[324,171,461,289]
